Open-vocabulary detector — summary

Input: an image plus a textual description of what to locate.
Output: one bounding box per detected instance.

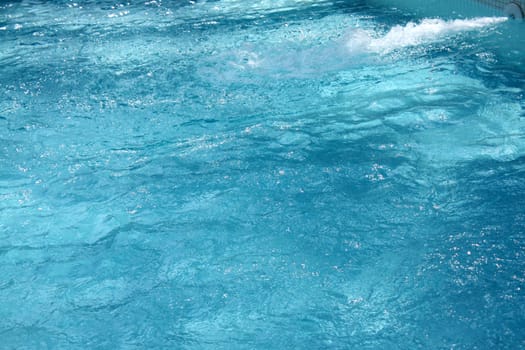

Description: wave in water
[347,17,508,54]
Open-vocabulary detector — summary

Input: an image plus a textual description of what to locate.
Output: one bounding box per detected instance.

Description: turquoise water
[1,0,525,348]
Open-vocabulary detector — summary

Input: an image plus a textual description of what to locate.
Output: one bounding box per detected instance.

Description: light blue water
[1,0,525,348]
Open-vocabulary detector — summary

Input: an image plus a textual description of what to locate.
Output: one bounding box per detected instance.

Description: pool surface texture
[1,0,525,348]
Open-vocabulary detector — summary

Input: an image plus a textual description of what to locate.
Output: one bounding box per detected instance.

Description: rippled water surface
[1,0,525,348]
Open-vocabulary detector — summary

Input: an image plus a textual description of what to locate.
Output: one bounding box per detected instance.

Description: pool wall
[465,0,524,18]
[368,0,524,18]
[474,0,524,11]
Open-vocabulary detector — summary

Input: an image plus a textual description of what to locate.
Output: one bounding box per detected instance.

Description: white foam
[347,17,507,54]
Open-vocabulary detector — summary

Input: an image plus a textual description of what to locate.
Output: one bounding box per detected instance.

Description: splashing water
[347,17,508,54]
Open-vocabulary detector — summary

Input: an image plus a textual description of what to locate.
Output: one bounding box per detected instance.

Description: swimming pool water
[1,0,525,348]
